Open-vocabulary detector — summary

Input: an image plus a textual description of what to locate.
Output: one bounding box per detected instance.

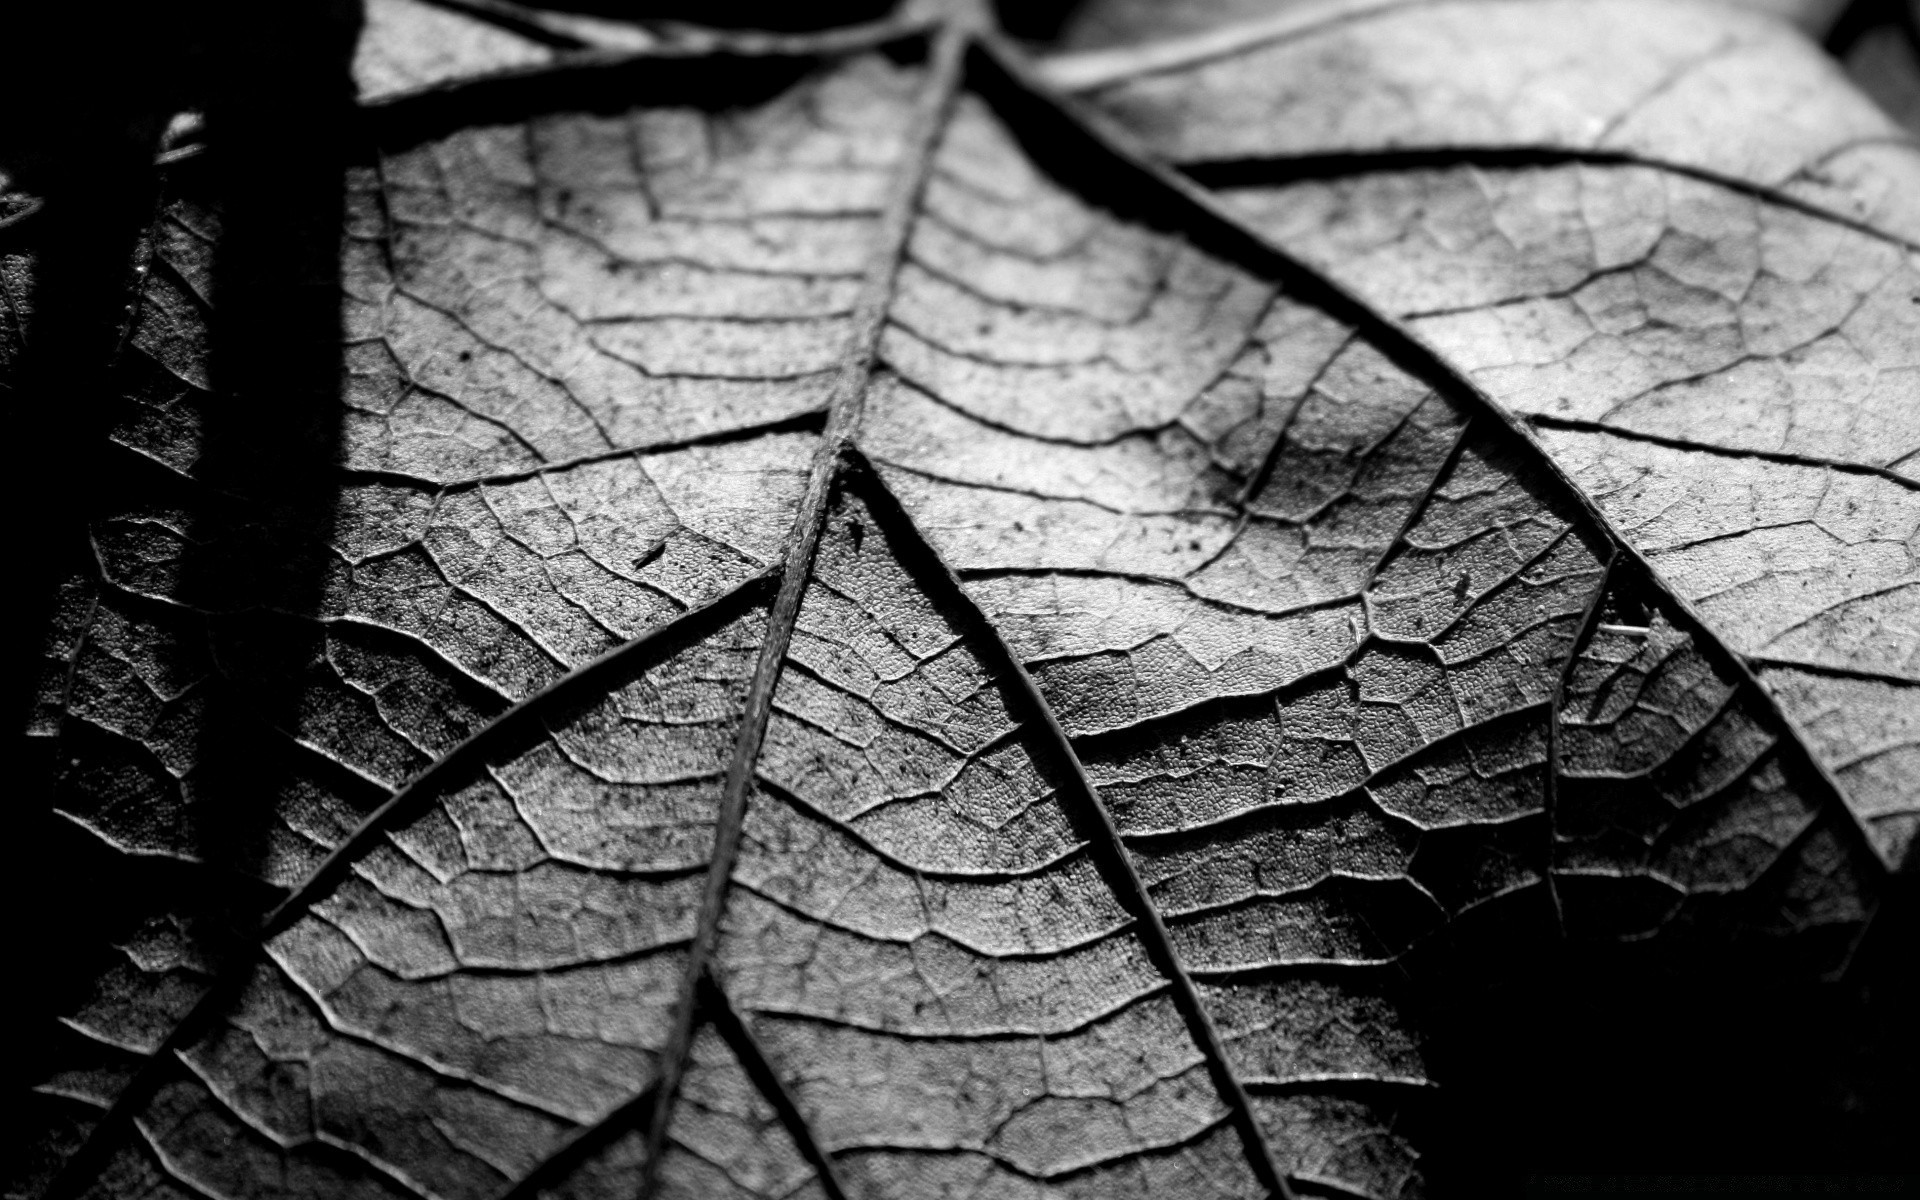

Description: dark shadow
[2,3,363,1188]
[1,7,197,1181]
[0,11,177,732]
[182,0,365,899]
[1823,0,1910,56]
[989,0,1084,43]
[1417,899,1920,1193]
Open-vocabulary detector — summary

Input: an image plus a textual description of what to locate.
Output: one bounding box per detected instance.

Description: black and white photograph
[4,2,1917,1196]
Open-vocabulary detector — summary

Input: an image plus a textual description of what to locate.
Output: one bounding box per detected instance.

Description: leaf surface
[1048,0,1920,865]
[1047,0,1859,49]
[11,8,1903,1200]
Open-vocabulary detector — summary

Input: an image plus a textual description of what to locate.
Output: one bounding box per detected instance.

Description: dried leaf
[11,7,1908,1199]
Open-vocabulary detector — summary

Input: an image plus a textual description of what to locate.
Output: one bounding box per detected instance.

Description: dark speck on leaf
[848,519,865,553]
[1453,572,1471,601]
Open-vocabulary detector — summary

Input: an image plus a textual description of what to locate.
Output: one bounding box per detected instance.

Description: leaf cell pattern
[12,9,1902,1200]
[1054,0,1920,870]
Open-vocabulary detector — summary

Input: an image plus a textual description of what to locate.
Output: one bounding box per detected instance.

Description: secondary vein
[634,22,972,1196]
[840,449,1297,1200]
[38,569,777,1200]
[979,33,1889,894]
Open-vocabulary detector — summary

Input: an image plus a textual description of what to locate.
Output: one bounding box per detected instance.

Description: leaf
[9,8,1903,1200]
[353,0,582,102]
[1047,0,1860,50]
[348,0,918,104]
[1047,0,1920,866]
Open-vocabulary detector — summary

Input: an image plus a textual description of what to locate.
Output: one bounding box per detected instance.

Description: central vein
[636,23,973,1194]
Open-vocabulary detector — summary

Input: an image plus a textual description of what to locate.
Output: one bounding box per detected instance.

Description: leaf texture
[10,7,1907,1200]
[1047,0,1860,50]
[1048,0,1920,866]
[353,0,573,102]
